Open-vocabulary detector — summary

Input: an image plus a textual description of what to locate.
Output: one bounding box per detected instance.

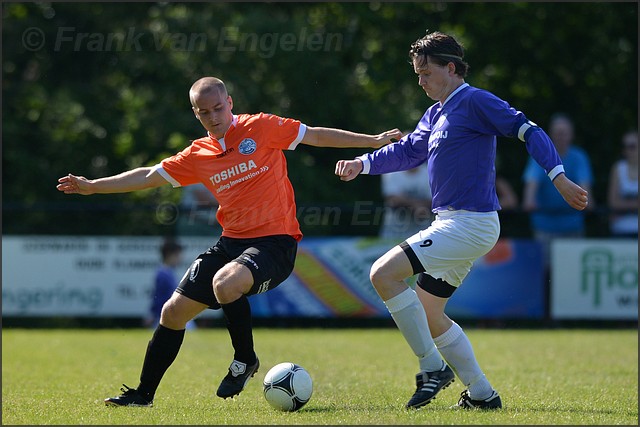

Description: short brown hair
[410,31,469,78]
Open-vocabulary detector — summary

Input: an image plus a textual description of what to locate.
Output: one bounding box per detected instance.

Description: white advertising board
[6,235,635,321]
[2,235,222,318]
[550,239,638,320]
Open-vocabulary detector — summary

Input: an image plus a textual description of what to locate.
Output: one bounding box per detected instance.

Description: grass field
[2,327,637,425]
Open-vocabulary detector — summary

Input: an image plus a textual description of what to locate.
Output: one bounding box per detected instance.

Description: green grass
[2,327,637,425]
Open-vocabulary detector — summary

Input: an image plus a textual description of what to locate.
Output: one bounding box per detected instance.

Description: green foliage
[2,328,638,424]
[3,2,638,235]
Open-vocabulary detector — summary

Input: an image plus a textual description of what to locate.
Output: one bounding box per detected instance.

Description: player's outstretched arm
[553,173,589,211]
[334,159,363,182]
[302,127,402,149]
[56,167,167,195]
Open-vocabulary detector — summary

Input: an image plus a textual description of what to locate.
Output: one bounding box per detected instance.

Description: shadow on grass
[522,403,638,418]
[299,402,454,414]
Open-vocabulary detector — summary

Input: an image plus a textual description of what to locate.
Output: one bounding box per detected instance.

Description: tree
[3,2,637,236]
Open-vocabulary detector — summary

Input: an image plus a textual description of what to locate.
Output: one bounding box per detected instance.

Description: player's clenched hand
[335,159,363,182]
[57,174,94,195]
[372,128,403,148]
[553,173,589,211]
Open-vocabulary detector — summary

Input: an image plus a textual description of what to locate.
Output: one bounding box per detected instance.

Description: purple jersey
[358,83,564,213]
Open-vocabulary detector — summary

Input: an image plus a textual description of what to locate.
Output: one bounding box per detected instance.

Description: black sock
[137,325,185,399]
[221,295,256,365]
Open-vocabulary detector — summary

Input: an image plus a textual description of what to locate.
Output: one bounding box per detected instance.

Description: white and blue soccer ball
[263,362,313,412]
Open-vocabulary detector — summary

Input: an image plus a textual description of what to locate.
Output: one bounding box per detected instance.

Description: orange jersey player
[153,112,305,241]
[57,76,401,407]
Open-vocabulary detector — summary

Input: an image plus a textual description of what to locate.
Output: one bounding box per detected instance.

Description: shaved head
[189,77,228,106]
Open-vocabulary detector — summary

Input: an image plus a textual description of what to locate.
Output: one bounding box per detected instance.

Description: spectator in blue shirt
[147,239,196,329]
[522,113,594,267]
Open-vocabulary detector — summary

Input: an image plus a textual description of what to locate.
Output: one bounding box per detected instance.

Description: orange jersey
[153,113,306,241]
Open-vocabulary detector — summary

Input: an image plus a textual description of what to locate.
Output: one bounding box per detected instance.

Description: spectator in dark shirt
[147,239,196,329]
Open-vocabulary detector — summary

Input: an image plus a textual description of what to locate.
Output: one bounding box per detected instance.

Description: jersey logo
[431,130,448,140]
[434,114,447,129]
[215,147,235,158]
[429,115,449,148]
[230,360,247,376]
[210,160,258,184]
[239,138,257,155]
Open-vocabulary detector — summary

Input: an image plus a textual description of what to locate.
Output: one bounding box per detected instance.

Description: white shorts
[403,210,500,287]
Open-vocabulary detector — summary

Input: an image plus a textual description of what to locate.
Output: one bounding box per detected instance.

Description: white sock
[384,288,443,372]
[433,321,494,400]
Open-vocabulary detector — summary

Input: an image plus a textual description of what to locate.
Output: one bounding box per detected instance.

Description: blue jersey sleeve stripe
[357,155,371,174]
[517,120,537,142]
[548,165,565,181]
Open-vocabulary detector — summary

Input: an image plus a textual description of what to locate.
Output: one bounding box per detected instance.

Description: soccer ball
[262,362,313,412]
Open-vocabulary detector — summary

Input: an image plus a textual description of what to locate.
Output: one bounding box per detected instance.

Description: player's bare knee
[212,278,230,303]
[159,298,186,328]
[160,298,176,320]
[213,284,235,304]
[212,268,242,304]
[369,258,391,290]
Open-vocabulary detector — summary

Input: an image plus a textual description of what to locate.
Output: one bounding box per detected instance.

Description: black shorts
[176,234,298,309]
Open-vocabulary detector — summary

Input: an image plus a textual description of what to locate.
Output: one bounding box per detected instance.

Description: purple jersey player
[335,31,588,411]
